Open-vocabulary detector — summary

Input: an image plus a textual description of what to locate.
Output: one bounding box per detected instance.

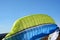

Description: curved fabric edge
[4,24,59,40]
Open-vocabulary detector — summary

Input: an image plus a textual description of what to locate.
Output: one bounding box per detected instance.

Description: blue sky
[0,0,60,33]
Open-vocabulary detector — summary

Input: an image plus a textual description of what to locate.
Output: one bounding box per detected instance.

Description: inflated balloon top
[2,14,59,40]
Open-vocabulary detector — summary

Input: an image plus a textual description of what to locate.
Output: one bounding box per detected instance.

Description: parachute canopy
[3,14,58,40]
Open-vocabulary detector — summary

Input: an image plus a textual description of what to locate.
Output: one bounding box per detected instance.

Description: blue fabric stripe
[5,24,59,40]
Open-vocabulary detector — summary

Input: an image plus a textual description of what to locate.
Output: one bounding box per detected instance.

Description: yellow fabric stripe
[5,14,55,38]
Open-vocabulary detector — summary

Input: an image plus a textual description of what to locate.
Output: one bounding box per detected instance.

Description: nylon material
[5,24,58,40]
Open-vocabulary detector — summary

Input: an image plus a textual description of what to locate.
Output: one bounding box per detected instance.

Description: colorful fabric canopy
[2,14,59,40]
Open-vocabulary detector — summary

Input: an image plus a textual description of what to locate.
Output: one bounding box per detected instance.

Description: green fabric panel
[5,14,55,38]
